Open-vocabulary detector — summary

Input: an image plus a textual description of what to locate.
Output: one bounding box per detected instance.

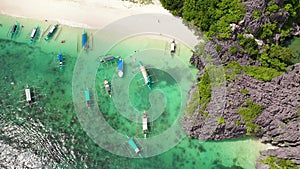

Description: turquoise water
[0,14,269,168]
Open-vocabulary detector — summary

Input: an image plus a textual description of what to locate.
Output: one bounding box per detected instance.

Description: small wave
[0,111,75,168]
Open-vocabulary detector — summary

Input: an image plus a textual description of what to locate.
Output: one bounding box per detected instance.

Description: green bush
[217,116,226,124]
[160,0,184,16]
[241,88,248,95]
[243,66,283,82]
[229,46,239,54]
[181,0,245,39]
[224,61,243,82]
[267,4,279,13]
[198,71,211,110]
[185,69,213,116]
[234,120,241,126]
[238,35,259,57]
[259,44,294,71]
[237,99,263,135]
[253,10,262,19]
[260,156,299,169]
[225,61,283,82]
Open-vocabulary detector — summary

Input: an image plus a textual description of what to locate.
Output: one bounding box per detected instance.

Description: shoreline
[0,11,96,30]
[0,0,170,29]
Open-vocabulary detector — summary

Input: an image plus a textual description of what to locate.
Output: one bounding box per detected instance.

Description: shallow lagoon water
[0,14,270,168]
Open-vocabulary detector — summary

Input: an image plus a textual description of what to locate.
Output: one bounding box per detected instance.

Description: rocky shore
[183,0,300,168]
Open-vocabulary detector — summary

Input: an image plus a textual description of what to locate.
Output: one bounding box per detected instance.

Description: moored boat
[118,58,124,77]
[170,40,176,54]
[45,24,58,41]
[29,26,39,44]
[142,110,148,138]
[82,29,87,50]
[138,61,151,89]
[58,53,63,70]
[10,22,19,38]
[104,79,112,97]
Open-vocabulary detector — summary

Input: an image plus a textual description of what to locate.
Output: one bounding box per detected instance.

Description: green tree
[160,0,184,16]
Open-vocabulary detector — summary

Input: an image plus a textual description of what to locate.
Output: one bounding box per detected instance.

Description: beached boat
[142,110,148,138]
[170,40,176,54]
[138,61,151,89]
[82,29,87,50]
[58,53,63,70]
[45,24,58,41]
[104,79,112,97]
[29,26,39,44]
[117,58,124,77]
[10,22,19,38]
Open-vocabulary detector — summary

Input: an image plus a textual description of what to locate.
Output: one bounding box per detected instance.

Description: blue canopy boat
[117,58,124,77]
[45,24,58,41]
[82,29,87,50]
[58,53,63,70]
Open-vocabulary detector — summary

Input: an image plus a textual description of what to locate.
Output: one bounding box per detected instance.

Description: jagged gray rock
[256,146,300,169]
[185,0,300,167]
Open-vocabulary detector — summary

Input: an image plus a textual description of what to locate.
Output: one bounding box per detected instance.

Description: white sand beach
[0,0,170,29]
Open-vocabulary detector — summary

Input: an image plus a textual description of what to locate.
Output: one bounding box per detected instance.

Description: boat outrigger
[138,61,151,89]
[82,29,87,50]
[58,53,63,70]
[10,22,19,38]
[117,58,124,77]
[45,24,58,41]
[104,79,112,97]
[142,110,148,139]
[85,88,90,107]
[29,26,39,44]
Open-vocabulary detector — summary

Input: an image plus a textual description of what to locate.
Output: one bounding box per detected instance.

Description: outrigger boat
[58,53,63,70]
[138,61,151,89]
[142,110,148,139]
[125,135,141,156]
[29,26,39,44]
[82,29,87,50]
[45,24,58,41]
[170,40,176,54]
[117,58,124,77]
[25,85,32,108]
[100,56,116,63]
[104,79,112,97]
[10,22,19,38]
[85,88,90,107]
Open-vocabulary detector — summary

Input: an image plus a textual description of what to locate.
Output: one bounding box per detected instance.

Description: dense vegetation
[237,99,263,135]
[161,0,245,39]
[186,70,211,115]
[161,0,300,71]
[225,61,283,82]
[260,156,300,169]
